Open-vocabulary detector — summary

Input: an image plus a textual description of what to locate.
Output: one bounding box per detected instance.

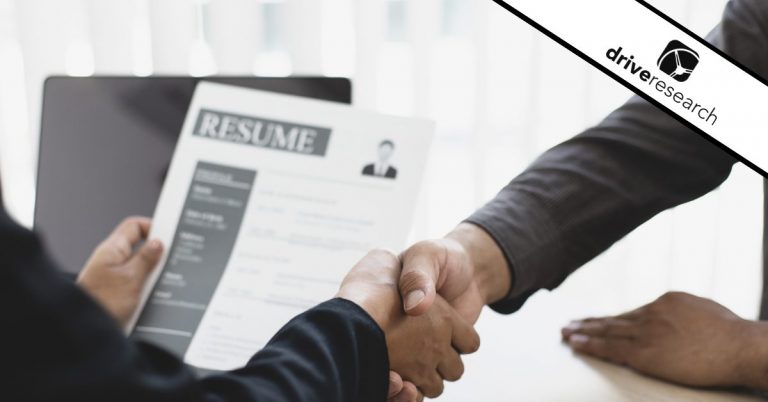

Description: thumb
[399,243,441,316]
[126,239,163,284]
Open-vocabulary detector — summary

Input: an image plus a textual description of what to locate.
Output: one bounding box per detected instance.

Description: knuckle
[644,302,661,314]
[107,238,132,263]
[409,239,441,254]
[356,250,400,278]
[633,305,651,317]
[444,372,461,383]
[403,240,448,264]
[455,362,465,380]
[603,322,623,337]
[464,331,481,353]
[448,360,465,381]
[592,322,610,336]
[368,247,396,259]
[658,291,683,303]
[423,381,444,398]
[471,337,481,353]
[399,269,428,290]
[120,215,143,229]
[581,337,597,352]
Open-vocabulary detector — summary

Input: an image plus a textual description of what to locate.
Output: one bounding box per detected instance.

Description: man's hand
[562,291,768,390]
[398,223,511,324]
[77,217,163,328]
[337,249,480,399]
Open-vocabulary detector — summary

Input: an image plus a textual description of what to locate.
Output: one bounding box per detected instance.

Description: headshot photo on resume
[362,139,398,179]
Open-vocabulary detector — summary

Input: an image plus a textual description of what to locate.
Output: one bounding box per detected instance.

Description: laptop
[35,76,352,273]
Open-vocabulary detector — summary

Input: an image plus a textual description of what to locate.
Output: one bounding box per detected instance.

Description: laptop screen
[36,76,351,273]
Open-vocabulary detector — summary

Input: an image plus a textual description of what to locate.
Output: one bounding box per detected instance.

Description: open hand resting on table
[562,291,768,391]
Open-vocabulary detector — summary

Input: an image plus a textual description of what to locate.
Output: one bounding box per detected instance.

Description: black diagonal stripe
[489,0,768,178]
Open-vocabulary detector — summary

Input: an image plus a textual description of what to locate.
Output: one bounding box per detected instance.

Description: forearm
[3,209,388,402]
[203,298,389,402]
[463,94,734,313]
[460,1,768,312]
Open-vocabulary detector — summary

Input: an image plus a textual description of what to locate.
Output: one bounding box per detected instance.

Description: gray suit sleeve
[467,0,768,314]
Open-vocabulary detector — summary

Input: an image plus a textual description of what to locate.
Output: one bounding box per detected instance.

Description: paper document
[128,82,434,371]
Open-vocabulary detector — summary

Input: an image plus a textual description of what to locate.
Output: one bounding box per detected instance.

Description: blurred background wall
[0,0,761,399]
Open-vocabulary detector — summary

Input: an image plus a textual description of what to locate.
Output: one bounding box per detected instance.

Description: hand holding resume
[127,82,434,372]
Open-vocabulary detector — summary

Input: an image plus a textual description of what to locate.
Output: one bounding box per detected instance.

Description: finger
[448,303,481,354]
[562,318,637,340]
[110,216,152,243]
[437,348,464,382]
[125,239,163,282]
[561,316,628,339]
[388,371,404,398]
[100,216,153,264]
[567,333,635,365]
[391,381,419,402]
[419,372,445,399]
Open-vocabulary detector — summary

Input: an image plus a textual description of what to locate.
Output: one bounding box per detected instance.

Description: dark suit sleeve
[0,210,388,402]
[466,0,768,314]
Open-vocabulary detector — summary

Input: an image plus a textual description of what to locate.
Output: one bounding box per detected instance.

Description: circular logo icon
[657,40,700,82]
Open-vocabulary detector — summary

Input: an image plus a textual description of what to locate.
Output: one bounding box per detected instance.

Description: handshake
[78,218,511,402]
[335,224,512,401]
[79,217,764,401]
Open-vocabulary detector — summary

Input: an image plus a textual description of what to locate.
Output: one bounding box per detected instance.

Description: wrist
[446,223,511,305]
[736,320,768,390]
[336,289,397,334]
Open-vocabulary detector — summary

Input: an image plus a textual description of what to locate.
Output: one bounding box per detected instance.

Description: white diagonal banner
[493,0,768,177]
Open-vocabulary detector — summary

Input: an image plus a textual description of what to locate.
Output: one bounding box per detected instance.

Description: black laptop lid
[36,76,351,273]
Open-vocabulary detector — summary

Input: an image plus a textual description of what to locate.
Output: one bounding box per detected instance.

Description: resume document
[128,82,434,371]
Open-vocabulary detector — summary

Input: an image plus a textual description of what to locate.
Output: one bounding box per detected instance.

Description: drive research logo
[606,44,717,126]
[657,40,700,82]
